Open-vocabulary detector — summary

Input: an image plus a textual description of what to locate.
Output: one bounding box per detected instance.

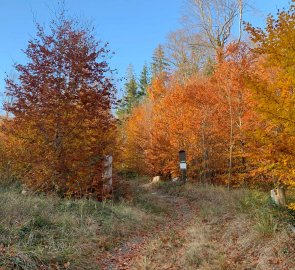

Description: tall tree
[165,29,202,80]
[151,45,169,78]
[212,43,252,188]
[138,63,150,98]
[203,56,215,76]
[246,3,295,189]
[185,0,246,61]
[4,15,117,198]
[117,64,139,117]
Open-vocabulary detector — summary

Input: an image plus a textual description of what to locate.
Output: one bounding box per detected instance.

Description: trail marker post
[102,155,113,192]
[179,150,187,183]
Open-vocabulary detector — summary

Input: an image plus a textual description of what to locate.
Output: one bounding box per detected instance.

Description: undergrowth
[0,179,166,270]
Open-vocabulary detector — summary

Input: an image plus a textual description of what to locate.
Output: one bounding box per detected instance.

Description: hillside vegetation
[0,181,294,269]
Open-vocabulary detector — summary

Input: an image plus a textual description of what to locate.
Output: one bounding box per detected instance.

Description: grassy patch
[0,181,166,270]
[1,179,294,269]
[131,183,295,269]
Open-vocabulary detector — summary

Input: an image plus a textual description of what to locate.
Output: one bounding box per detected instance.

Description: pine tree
[203,57,215,76]
[117,64,139,117]
[151,45,169,78]
[138,63,150,98]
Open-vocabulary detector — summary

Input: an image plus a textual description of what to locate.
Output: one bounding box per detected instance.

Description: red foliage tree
[4,15,117,198]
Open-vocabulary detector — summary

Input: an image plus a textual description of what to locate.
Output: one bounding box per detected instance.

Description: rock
[152,176,161,183]
[288,224,295,234]
[21,190,27,195]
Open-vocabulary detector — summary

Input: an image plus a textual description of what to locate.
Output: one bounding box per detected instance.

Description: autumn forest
[0,0,295,269]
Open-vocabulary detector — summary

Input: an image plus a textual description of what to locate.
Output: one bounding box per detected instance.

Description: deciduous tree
[4,15,117,198]
[185,0,247,61]
[246,3,295,188]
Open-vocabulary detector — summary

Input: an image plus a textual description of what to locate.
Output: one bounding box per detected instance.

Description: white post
[102,155,113,193]
[179,150,187,183]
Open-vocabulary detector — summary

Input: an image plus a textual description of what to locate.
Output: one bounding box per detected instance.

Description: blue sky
[0,0,291,104]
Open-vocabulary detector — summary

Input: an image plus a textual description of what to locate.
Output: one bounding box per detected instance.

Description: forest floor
[0,179,294,270]
[99,182,295,270]
[98,187,198,270]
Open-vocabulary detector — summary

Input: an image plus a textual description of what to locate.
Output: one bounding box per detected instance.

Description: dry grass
[131,183,295,270]
[0,181,168,270]
[1,180,294,269]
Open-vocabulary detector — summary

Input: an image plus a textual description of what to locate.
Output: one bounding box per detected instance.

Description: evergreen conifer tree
[138,63,150,98]
[151,45,169,78]
[117,64,138,117]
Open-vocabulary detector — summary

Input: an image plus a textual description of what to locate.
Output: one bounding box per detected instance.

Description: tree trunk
[227,94,234,190]
[201,121,207,184]
[238,0,243,43]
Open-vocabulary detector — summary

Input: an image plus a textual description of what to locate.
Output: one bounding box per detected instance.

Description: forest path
[97,184,295,270]
[97,185,198,270]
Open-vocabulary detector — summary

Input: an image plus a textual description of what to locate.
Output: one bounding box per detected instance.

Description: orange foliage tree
[212,43,255,186]
[245,2,295,188]
[124,74,220,181]
[123,43,254,186]
[122,2,295,192]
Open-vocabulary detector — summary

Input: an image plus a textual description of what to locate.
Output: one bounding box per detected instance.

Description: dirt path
[97,185,295,270]
[97,191,198,270]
